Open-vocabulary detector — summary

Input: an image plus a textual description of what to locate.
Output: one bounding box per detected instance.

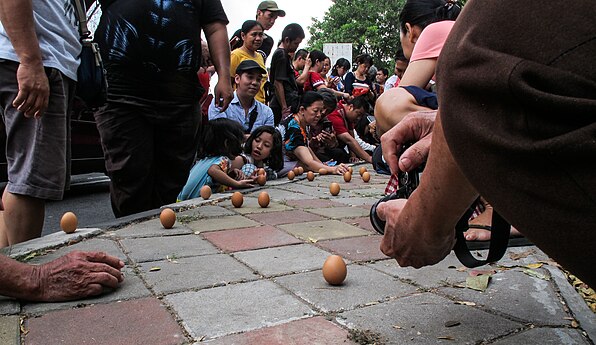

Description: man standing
[0,0,80,246]
[269,23,305,125]
[209,60,274,135]
[93,0,233,217]
[230,1,286,60]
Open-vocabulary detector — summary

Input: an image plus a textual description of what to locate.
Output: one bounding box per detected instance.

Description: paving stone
[166,280,313,340]
[27,237,126,264]
[316,235,388,262]
[337,293,522,345]
[284,199,345,209]
[0,298,19,315]
[276,184,330,197]
[233,244,331,277]
[0,315,19,345]
[368,253,470,289]
[333,196,378,207]
[306,206,370,219]
[275,265,416,313]
[348,187,386,198]
[24,297,187,345]
[246,188,316,201]
[245,210,325,226]
[492,327,591,344]
[186,215,260,233]
[22,267,152,315]
[138,254,257,294]
[440,269,570,326]
[113,218,193,239]
[343,217,376,233]
[202,225,302,252]
[278,220,371,242]
[120,234,219,263]
[1,228,103,259]
[224,197,293,214]
[204,316,358,345]
[177,205,236,219]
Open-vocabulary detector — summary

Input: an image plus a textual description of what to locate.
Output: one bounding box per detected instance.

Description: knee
[375,88,419,135]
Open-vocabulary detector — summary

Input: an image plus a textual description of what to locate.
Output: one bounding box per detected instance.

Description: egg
[322,255,347,285]
[258,191,270,208]
[297,166,304,175]
[256,174,267,186]
[329,182,340,196]
[160,208,176,229]
[287,170,295,180]
[257,168,266,176]
[231,192,244,208]
[362,171,371,182]
[343,172,352,183]
[200,185,212,200]
[60,212,78,234]
[359,166,367,176]
[306,171,315,181]
[319,168,328,175]
[348,166,354,174]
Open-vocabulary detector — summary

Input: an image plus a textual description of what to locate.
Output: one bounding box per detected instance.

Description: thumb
[376,202,387,221]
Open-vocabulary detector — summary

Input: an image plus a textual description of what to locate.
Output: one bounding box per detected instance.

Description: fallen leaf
[526,263,543,269]
[444,321,461,327]
[392,325,403,330]
[307,237,318,243]
[454,301,476,306]
[523,269,550,281]
[466,275,491,292]
[438,336,455,340]
[470,269,496,277]
[456,266,467,272]
[509,249,535,260]
[571,320,579,328]
[149,267,161,272]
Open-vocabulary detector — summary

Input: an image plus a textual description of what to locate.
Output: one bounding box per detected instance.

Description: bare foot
[466,203,521,241]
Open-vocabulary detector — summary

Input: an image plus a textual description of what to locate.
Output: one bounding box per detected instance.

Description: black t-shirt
[269,48,299,111]
[95,0,228,101]
[230,29,274,60]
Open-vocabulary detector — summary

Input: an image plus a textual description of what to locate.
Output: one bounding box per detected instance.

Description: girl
[281,91,349,175]
[329,58,351,92]
[177,119,256,201]
[230,20,268,103]
[344,54,374,96]
[234,125,284,180]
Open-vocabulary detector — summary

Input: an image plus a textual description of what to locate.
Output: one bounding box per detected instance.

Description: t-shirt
[230,48,268,103]
[269,48,299,111]
[0,0,80,80]
[177,156,231,201]
[230,29,274,61]
[384,75,400,90]
[303,71,326,92]
[344,71,373,95]
[95,0,228,101]
[327,103,353,136]
[410,21,455,62]
[282,115,309,160]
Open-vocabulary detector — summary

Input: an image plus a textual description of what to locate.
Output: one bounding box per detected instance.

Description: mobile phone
[367,115,375,123]
[322,121,333,132]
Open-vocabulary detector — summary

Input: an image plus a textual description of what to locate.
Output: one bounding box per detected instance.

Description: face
[242,26,264,51]
[346,105,366,123]
[321,58,331,75]
[301,100,325,126]
[400,23,419,60]
[395,60,408,79]
[335,65,347,77]
[256,10,278,30]
[376,71,387,84]
[285,37,303,54]
[294,57,306,70]
[357,62,371,75]
[235,70,263,98]
[251,132,274,162]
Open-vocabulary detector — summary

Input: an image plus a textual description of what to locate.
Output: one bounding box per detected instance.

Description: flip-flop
[464,224,533,250]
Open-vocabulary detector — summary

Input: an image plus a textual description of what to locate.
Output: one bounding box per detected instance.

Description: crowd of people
[0,0,593,303]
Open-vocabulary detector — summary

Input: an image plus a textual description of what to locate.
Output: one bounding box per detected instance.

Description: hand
[304,53,312,70]
[349,156,360,163]
[214,78,233,112]
[320,131,335,146]
[33,251,124,302]
[282,106,293,117]
[13,62,50,118]
[231,168,246,181]
[380,110,436,174]
[334,163,349,175]
[235,179,255,189]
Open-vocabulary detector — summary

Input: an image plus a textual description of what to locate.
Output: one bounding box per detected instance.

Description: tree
[307,0,406,70]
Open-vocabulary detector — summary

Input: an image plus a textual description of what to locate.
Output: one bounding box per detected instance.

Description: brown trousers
[438,0,596,286]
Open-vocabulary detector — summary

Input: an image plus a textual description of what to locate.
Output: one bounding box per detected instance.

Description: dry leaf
[438,336,455,340]
[571,320,579,328]
[307,237,318,243]
[470,269,496,277]
[523,269,550,281]
[149,267,161,272]
[456,266,467,272]
[392,325,403,330]
[509,249,535,260]
[444,321,461,327]
[525,263,543,269]
[466,275,491,292]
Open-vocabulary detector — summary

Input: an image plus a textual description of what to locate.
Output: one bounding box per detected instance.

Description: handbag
[73,0,108,108]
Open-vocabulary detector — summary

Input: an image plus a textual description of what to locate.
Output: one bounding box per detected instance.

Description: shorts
[0,59,74,200]
[400,85,438,110]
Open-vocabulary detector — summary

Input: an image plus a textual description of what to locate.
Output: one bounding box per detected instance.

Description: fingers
[376,202,387,221]
[398,134,432,172]
[84,251,125,269]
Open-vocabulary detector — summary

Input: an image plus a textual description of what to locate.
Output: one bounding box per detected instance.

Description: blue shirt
[208,91,274,133]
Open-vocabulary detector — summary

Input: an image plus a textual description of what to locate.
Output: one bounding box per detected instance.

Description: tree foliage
[307,0,406,70]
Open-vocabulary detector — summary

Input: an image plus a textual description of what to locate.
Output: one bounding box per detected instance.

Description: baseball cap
[236,60,267,75]
[257,1,286,17]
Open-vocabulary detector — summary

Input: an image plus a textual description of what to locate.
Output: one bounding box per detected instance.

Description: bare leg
[0,190,45,247]
[466,201,522,241]
[375,88,429,135]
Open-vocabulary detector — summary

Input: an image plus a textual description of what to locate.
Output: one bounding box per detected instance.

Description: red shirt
[303,71,326,92]
[326,102,353,135]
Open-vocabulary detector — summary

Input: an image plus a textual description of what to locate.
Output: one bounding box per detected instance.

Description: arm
[295,55,312,87]
[293,146,348,174]
[274,80,287,109]
[398,59,437,89]
[376,113,478,268]
[0,0,49,118]
[207,164,254,189]
[344,72,355,94]
[203,21,233,112]
[336,132,372,163]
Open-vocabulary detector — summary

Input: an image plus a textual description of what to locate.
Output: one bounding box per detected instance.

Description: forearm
[204,22,230,83]
[274,81,287,109]
[0,0,42,65]
[295,68,308,86]
[0,255,40,300]
[340,133,372,163]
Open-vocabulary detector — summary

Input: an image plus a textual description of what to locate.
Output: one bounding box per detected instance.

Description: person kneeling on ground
[327,96,373,163]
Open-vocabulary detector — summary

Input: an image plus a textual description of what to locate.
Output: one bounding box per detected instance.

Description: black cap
[257,1,286,17]
[236,60,267,75]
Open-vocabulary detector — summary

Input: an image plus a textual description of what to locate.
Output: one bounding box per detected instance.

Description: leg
[1,191,44,244]
[375,87,429,135]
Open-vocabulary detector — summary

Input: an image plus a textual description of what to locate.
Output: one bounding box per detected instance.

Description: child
[234,126,284,180]
[177,119,256,201]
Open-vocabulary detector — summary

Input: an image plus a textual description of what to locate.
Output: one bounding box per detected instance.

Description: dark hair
[355,54,374,67]
[317,88,338,115]
[399,0,461,32]
[199,118,245,159]
[379,68,389,76]
[299,91,324,110]
[395,48,408,62]
[331,58,351,76]
[281,23,305,43]
[308,50,327,65]
[241,20,264,34]
[294,49,309,61]
[244,126,283,171]
[345,95,369,111]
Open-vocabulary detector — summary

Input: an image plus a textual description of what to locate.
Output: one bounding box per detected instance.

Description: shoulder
[410,21,455,62]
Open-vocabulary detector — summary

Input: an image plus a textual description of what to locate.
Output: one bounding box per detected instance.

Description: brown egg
[319,168,328,175]
[359,166,367,176]
[256,174,267,186]
[200,185,212,200]
[329,182,340,196]
[297,166,304,175]
[362,171,371,182]
[231,192,244,208]
[287,170,295,180]
[160,208,176,229]
[60,211,78,234]
[348,166,354,174]
[258,191,270,208]
[306,171,315,181]
[257,168,266,176]
[343,172,352,183]
[322,255,347,285]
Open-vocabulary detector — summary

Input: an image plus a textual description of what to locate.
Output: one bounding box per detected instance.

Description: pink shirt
[410,21,455,63]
